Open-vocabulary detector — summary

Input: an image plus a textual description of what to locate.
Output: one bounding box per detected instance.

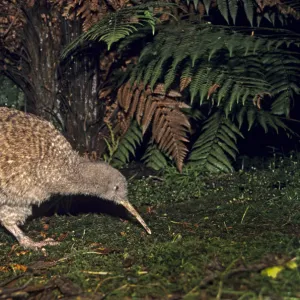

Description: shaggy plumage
[0,107,150,249]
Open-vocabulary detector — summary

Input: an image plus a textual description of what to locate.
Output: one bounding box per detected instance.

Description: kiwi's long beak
[120,200,152,234]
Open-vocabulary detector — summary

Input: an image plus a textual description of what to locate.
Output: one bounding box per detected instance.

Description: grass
[1,156,300,299]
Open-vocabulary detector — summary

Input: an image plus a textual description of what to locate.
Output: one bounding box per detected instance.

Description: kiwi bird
[0,107,151,250]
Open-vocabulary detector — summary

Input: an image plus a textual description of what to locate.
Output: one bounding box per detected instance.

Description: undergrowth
[0,155,300,298]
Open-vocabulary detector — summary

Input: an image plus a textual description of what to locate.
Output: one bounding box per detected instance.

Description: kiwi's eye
[114,185,119,191]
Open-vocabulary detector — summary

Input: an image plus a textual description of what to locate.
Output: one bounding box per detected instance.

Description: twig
[241,206,250,224]
[0,278,33,296]
[185,262,268,297]
[94,276,124,293]
[0,274,25,287]
[82,271,112,275]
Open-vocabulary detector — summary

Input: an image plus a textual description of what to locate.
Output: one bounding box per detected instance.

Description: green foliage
[263,53,300,116]
[130,25,300,110]
[236,106,294,134]
[184,0,300,26]
[62,2,300,174]
[61,2,176,56]
[111,121,143,167]
[123,24,300,173]
[103,123,120,164]
[0,76,24,109]
[142,143,169,171]
[3,156,300,298]
[188,112,243,172]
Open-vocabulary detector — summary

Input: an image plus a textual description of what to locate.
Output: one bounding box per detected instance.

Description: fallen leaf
[11,264,27,272]
[0,266,9,272]
[261,266,284,279]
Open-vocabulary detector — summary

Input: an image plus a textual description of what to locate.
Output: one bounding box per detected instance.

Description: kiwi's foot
[2,223,59,250]
[19,237,59,250]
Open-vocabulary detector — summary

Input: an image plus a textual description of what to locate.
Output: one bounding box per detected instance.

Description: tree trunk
[1,1,107,155]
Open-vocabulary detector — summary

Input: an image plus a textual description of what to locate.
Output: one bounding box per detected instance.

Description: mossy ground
[1,157,300,299]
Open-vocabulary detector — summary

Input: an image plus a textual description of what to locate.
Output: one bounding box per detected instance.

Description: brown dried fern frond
[152,83,182,97]
[207,83,220,99]
[115,81,191,171]
[256,0,300,19]
[129,88,142,119]
[152,108,190,172]
[180,76,192,92]
[118,82,133,112]
[136,92,148,125]
[142,98,158,133]
[52,0,106,31]
[0,1,26,52]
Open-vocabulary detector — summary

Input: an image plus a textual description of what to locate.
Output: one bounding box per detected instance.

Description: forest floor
[1,156,300,299]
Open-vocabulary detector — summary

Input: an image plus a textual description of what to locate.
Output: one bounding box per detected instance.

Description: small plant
[103,122,120,164]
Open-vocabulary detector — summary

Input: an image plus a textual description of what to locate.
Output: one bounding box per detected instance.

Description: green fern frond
[259,111,293,134]
[217,0,230,23]
[203,0,211,14]
[185,0,299,25]
[62,2,176,57]
[142,143,169,170]
[217,77,233,105]
[242,0,254,26]
[164,49,189,91]
[188,112,243,172]
[234,105,293,134]
[263,53,300,116]
[117,31,149,52]
[224,83,241,116]
[130,24,300,110]
[189,66,214,104]
[150,55,173,89]
[140,57,160,87]
[228,0,238,24]
[111,122,143,167]
[246,107,256,130]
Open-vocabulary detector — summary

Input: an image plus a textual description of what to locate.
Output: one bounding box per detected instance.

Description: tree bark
[1,0,106,155]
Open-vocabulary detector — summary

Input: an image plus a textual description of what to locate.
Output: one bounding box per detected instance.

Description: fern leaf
[257,111,268,133]
[142,57,161,87]
[136,93,148,125]
[118,83,134,112]
[150,56,172,90]
[218,141,237,159]
[152,108,190,172]
[189,112,241,173]
[236,106,246,128]
[217,78,233,105]
[242,0,254,26]
[203,0,211,14]
[228,0,238,24]
[180,64,193,92]
[217,130,239,151]
[224,119,244,138]
[210,148,233,170]
[189,67,213,104]
[142,143,169,170]
[265,112,280,133]
[217,0,229,23]
[129,87,143,119]
[141,98,157,133]
[246,108,256,131]
[112,122,142,166]
[61,4,175,56]
[224,83,240,116]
